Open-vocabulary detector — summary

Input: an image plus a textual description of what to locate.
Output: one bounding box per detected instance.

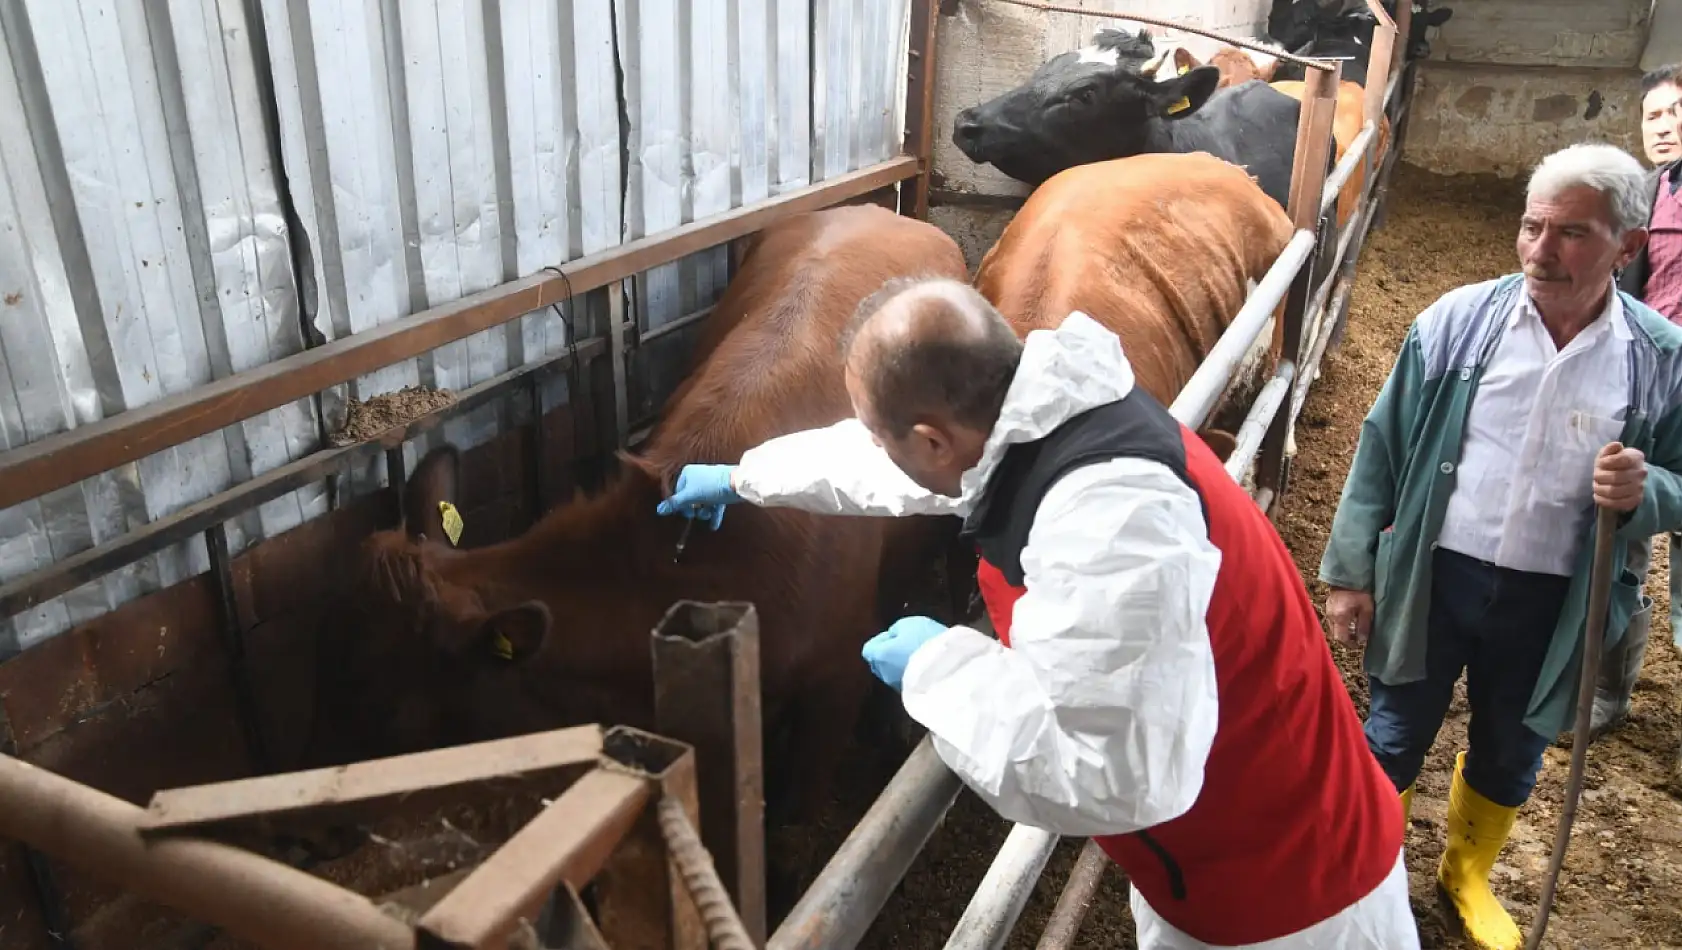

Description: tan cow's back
[1268,79,1392,228]
[975,152,1294,408]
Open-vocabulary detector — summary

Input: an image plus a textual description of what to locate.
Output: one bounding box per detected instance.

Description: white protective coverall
[729,312,1417,949]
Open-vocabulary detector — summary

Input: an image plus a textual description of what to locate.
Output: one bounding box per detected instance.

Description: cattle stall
[0,3,1524,950]
[0,0,931,944]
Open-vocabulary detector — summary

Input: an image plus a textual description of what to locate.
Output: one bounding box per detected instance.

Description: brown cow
[1159,45,1392,231]
[306,204,969,824]
[1169,44,1279,87]
[973,151,1294,454]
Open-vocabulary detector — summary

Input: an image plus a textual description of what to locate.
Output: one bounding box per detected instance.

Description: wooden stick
[1525,503,1620,949]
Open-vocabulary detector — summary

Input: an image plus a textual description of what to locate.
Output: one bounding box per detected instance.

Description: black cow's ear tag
[491,631,515,661]
[1166,96,1193,114]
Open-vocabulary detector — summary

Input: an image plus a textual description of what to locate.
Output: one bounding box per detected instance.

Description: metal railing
[769,8,1418,947]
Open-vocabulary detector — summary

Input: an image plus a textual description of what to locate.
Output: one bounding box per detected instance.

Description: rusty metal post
[652,601,766,948]
[1362,19,1396,145]
[385,446,407,527]
[1033,840,1109,950]
[526,373,547,525]
[593,727,708,950]
[767,736,964,950]
[1392,0,1414,78]
[205,522,271,775]
[900,0,940,220]
[608,280,631,449]
[1259,60,1340,506]
[0,755,414,950]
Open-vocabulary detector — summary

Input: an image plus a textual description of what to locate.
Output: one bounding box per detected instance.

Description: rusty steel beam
[901,0,940,219]
[143,725,603,837]
[652,601,767,947]
[942,824,1060,950]
[768,735,964,950]
[1033,841,1109,950]
[0,157,919,514]
[593,727,709,950]
[414,767,653,949]
[0,336,606,622]
[1258,60,1341,504]
[0,754,414,950]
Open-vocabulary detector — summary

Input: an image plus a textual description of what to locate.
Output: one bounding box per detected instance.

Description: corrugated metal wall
[0,0,913,655]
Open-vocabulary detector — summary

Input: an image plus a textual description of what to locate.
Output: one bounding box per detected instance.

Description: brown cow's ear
[615,451,671,495]
[1198,428,1238,463]
[405,446,461,542]
[481,601,550,662]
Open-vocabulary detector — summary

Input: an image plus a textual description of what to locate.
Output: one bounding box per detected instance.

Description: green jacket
[1319,273,1682,737]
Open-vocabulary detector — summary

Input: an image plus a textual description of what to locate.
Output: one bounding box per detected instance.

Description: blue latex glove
[862,616,948,692]
[655,463,742,531]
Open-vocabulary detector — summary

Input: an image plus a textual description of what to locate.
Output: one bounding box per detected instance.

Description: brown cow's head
[307,446,558,765]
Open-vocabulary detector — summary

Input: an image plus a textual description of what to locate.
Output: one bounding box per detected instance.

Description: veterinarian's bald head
[841,275,1021,440]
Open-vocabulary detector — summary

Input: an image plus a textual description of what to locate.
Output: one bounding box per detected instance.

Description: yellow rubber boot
[1400,784,1414,830]
[1438,751,1523,950]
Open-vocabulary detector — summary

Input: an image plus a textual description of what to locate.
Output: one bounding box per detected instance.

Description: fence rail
[769,10,1414,948]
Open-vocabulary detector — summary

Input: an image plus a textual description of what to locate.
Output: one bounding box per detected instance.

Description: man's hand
[655,464,742,530]
[1325,587,1375,646]
[1593,441,1646,513]
[861,616,948,692]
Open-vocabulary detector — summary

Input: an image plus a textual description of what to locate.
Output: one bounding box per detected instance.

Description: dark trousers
[1364,548,1571,808]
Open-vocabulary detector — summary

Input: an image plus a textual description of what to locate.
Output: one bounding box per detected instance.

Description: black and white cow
[950,28,1308,209]
[1268,0,1454,85]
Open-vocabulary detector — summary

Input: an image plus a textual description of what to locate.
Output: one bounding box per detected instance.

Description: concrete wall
[928,0,1273,267]
[1644,0,1682,70]
[1404,0,1654,178]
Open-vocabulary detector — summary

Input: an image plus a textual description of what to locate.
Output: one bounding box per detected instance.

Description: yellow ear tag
[1167,96,1192,114]
[438,501,464,547]
[492,632,515,661]
[1177,63,1191,75]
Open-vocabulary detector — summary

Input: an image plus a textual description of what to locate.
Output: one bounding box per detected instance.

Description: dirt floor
[774,163,1682,949]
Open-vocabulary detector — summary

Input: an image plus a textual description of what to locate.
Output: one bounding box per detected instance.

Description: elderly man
[1593,63,1682,743]
[657,278,1417,948]
[1320,141,1682,950]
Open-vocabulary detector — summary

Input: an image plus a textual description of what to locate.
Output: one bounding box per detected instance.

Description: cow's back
[1268,79,1391,227]
[649,204,969,463]
[975,152,1293,403]
[640,204,970,683]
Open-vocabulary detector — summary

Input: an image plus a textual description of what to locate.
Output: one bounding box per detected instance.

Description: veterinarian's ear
[480,601,550,663]
[1151,65,1219,119]
[405,445,462,543]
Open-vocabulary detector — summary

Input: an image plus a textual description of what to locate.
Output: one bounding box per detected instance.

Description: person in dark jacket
[1599,63,1682,742]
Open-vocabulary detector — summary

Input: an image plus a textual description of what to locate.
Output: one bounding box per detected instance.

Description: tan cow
[974,151,1295,459]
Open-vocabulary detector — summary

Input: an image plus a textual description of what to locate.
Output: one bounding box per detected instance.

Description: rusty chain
[978,0,1339,71]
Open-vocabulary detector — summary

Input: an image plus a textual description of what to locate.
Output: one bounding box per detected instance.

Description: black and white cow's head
[1268,0,1452,63]
[950,28,1222,186]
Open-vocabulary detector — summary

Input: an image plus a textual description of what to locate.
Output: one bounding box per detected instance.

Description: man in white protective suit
[655,276,1418,949]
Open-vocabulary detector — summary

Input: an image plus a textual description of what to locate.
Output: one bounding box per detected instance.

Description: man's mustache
[1524,263,1568,281]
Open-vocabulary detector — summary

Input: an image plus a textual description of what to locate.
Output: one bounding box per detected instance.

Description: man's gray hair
[1527,143,1650,235]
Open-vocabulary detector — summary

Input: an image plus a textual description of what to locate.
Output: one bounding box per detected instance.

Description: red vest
[972,418,1400,945]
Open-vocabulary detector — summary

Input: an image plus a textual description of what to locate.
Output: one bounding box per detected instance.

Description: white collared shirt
[1436,285,1632,576]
